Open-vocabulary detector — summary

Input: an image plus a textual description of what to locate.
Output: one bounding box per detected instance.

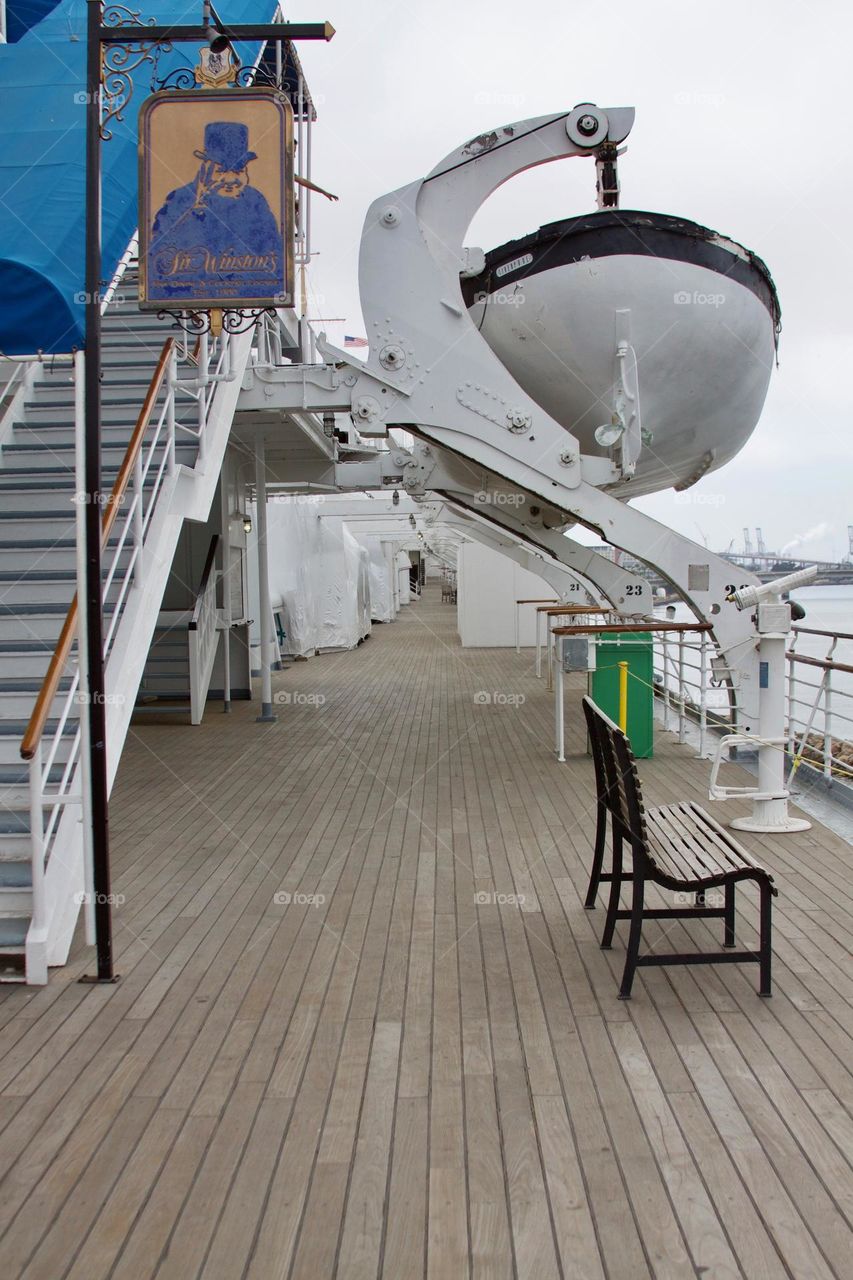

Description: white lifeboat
[464,210,781,498]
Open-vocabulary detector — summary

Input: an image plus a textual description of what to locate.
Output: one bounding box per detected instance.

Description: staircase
[135,612,194,720]
[0,262,253,982]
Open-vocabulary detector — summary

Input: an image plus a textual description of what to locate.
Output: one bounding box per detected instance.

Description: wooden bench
[581,695,778,999]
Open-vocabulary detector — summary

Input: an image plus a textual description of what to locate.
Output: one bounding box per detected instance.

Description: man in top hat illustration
[150,120,282,297]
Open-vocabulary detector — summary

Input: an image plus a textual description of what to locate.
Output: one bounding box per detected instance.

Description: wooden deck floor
[1,587,852,1279]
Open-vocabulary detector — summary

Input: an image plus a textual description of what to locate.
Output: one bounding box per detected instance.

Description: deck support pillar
[254,436,276,722]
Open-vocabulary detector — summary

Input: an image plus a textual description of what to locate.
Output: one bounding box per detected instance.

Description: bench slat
[650,805,742,881]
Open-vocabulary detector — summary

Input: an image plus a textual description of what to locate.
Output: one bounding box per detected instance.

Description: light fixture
[594,413,626,449]
[242,515,253,535]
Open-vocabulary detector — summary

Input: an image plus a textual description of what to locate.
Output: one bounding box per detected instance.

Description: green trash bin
[590,632,654,757]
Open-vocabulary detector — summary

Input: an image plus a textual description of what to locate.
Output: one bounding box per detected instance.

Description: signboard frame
[138,86,294,312]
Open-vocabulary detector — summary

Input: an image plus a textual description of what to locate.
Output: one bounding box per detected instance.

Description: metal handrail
[788,651,853,677]
[20,337,175,761]
[792,624,853,642]
[189,534,220,630]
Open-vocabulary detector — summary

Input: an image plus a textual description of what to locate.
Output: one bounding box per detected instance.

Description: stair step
[28,384,156,405]
[0,515,78,541]
[0,484,158,513]
[0,862,32,888]
[0,843,31,863]
[17,405,166,426]
[39,356,153,378]
[2,442,196,470]
[0,918,27,948]
[11,423,146,446]
[133,698,191,716]
[0,727,75,762]
[0,717,78,734]
[0,577,126,605]
[0,606,114,643]
[0,570,76,582]
[0,458,168,480]
[0,763,67,786]
[0,579,76,605]
[139,678,190,696]
[0,545,127,576]
[0,688,75,719]
[0,813,29,836]
[0,652,63,679]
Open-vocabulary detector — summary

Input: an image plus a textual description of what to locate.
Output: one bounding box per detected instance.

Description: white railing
[21,325,235,979]
[101,232,138,311]
[188,535,221,725]
[652,617,853,790]
[173,329,240,468]
[653,626,719,756]
[787,625,853,786]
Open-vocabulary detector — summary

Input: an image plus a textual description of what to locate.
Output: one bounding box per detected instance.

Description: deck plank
[0,586,851,1279]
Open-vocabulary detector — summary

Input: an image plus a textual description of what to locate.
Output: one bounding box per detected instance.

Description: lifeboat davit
[463,210,781,498]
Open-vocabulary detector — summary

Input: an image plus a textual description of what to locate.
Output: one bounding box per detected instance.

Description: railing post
[819,670,824,778]
[662,633,670,730]
[618,660,629,733]
[132,450,144,586]
[678,631,686,744]
[188,627,200,725]
[698,634,708,758]
[254,435,276,722]
[167,345,177,474]
[220,469,232,714]
[74,349,95,944]
[197,331,209,465]
[555,639,565,762]
[786,650,795,764]
[28,747,45,935]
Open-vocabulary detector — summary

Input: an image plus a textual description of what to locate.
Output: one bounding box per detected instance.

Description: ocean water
[653,584,853,743]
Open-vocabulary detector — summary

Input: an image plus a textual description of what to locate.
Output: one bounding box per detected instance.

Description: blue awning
[0,0,278,355]
[3,0,64,44]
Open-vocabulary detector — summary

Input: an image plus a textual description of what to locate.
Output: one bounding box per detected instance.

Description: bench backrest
[581,695,649,849]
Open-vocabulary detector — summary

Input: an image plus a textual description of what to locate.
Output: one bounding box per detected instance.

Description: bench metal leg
[724,881,736,947]
[619,873,645,1000]
[584,802,607,909]
[601,834,623,949]
[759,880,773,996]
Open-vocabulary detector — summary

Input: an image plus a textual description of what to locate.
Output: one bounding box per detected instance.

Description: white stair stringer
[34,327,254,978]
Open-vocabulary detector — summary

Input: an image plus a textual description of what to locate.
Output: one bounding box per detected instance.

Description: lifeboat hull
[464,211,780,498]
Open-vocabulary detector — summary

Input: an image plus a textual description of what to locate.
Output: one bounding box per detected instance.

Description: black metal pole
[81,0,116,983]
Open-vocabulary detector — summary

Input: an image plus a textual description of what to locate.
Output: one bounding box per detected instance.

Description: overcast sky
[292,0,852,562]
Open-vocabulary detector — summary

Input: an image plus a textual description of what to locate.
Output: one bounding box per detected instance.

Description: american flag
[344,335,369,348]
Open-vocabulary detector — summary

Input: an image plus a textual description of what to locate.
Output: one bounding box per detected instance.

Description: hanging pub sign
[138,88,294,311]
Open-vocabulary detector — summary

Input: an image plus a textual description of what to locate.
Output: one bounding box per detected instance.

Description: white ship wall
[457,541,554,648]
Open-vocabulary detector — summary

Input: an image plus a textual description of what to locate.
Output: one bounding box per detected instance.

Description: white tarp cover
[337,529,394,623]
[396,550,412,606]
[249,499,372,657]
[365,538,393,622]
